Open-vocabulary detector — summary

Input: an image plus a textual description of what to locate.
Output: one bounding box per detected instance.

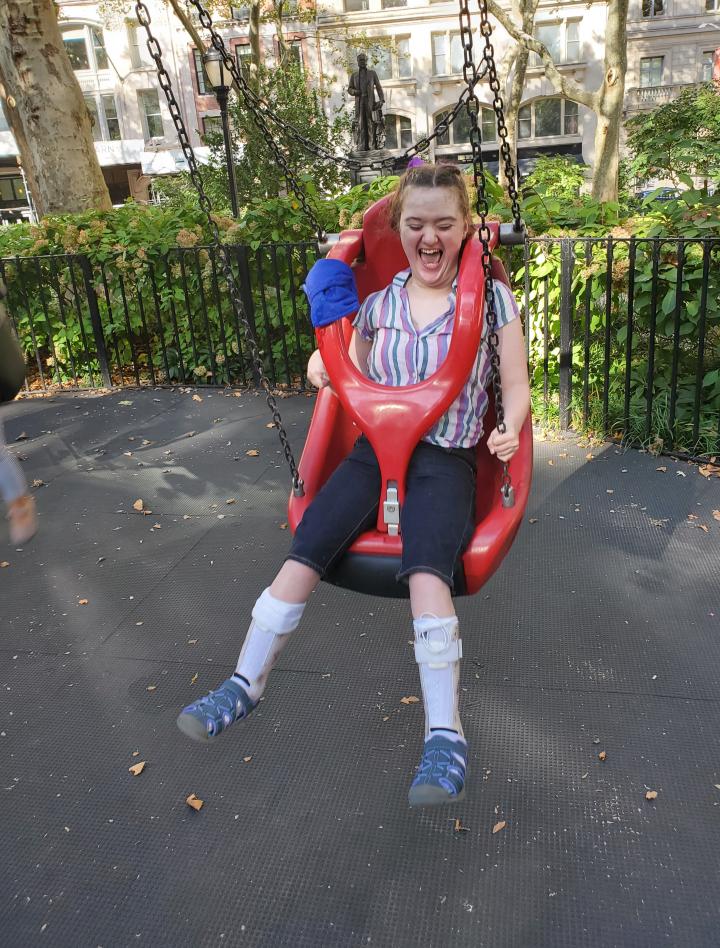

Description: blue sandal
[408,734,467,807]
[176,677,257,742]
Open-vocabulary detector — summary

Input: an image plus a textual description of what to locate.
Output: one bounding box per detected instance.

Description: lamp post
[203,48,239,218]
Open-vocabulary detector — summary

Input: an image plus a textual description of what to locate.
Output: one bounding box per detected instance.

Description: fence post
[77,256,112,389]
[559,239,574,431]
[235,246,261,387]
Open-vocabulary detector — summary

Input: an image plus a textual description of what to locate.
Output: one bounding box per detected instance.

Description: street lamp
[203,48,239,218]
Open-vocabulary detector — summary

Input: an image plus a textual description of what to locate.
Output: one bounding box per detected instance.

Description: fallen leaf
[548,459,554,466]
[186,793,204,811]
[656,466,667,473]
[118,400,133,406]
[190,673,198,684]
[585,453,594,460]
[246,449,260,457]
[146,684,157,692]
[279,522,288,530]
[400,695,420,705]
[492,821,507,834]
[688,514,699,521]
[645,790,658,801]
[152,523,161,529]
[528,517,538,524]
[192,394,203,402]
[128,761,146,776]
[598,751,607,761]
[15,431,28,440]
[225,498,236,505]
[142,509,153,516]
[265,422,276,428]
[187,639,198,645]
[184,431,196,438]
[78,598,89,605]
[454,818,469,833]
[712,510,720,522]
[606,489,614,494]
[32,479,45,488]
[133,499,144,512]
[243,756,253,763]
[697,524,709,533]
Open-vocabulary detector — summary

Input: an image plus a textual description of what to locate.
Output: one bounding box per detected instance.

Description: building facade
[0,0,717,221]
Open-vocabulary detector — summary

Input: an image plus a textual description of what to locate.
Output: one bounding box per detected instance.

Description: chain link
[135,0,304,494]
[458,0,517,501]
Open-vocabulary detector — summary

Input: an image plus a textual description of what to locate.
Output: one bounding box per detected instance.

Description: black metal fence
[4,235,719,455]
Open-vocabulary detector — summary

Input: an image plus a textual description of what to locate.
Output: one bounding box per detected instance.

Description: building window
[434,106,496,146]
[707,0,719,10]
[128,23,152,69]
[384,114,412,150]
[84,94,122,141]
[61,24,109,72]
[201,115,223,139]
[138,89,164,140]
[432,32,463,76]
[230,6,250,19]
[518,98,580,139]
[639,56,664,87]
[0,176,27,207]
[382,0,406,7]
[288,40,303,68]
[371,38,412,81]
[532,21,582,65]
[642,0,664,15]
[236,44,253,79]
[345,0,370,9]
[701,50,715,82]
[193,49,211,94]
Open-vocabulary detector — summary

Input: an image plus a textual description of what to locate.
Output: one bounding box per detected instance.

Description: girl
[177,164,530,808]
[0,420,36,545]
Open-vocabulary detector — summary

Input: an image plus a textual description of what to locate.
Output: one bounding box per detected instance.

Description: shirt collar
[393,268,459,292]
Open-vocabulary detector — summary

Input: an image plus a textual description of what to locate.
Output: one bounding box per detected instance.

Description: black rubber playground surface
[2,388,720,948]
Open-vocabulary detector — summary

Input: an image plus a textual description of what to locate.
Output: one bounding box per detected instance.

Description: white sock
[413,614,464,741]
[233,588,306,702]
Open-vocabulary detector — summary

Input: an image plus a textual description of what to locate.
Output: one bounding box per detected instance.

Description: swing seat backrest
[288,195,533,597]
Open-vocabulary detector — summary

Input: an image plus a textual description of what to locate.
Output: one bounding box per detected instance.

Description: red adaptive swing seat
[288,195,533,597]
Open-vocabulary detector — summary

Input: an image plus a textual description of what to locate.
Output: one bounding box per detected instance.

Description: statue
[348,53,385,153]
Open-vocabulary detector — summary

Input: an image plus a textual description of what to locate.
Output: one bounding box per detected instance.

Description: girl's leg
[408,572,463,741]
[176,561,318,742]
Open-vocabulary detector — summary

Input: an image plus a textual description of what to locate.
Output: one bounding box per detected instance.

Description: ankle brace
[234,588,306,700]
[413,614,463,739]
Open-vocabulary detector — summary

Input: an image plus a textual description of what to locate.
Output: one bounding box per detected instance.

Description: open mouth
[418,248,442,268]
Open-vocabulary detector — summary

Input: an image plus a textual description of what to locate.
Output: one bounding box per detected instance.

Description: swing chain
[457,0,516,506]
[135,0,304,496]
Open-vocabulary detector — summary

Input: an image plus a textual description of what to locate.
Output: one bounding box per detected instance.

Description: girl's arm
[486,317,531,463]
[306,330,372,388]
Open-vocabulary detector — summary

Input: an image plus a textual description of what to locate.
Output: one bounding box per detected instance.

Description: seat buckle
[383,481,400,536]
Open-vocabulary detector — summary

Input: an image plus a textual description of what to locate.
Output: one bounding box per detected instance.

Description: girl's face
[398,186,468,290]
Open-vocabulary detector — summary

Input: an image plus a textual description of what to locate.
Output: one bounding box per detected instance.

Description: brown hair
[387,163,472,232]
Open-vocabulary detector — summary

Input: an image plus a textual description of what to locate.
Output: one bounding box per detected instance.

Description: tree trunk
[0,0,111,216]
[589,0,628,201]
[497,0,537,190]
[487,0,628,202]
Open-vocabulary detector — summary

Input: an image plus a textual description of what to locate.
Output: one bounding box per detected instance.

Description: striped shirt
[353,268,519,449]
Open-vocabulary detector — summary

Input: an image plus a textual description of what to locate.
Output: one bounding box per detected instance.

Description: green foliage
[155,59,351,217]
[523,155,588,201]
[625,83,720,187]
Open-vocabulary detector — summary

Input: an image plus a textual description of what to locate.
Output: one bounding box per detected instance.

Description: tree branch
[485,0,597,109]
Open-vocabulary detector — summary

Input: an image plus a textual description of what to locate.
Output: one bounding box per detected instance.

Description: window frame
[62,24,107,73]
[84,93,123,142]
[137,88,165,141]
[434,106,496,147]
[431,31,463,76]
[128,22,153,70]
[384,113,412,150]
[193,49,212,95]
[701,49,715,82]
[642,0,665,16]
[639,55,664,88]
[517,97,582,140]
[531,19,582,66]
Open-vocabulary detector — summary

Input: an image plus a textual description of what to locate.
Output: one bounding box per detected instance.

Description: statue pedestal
[349,149,395,185]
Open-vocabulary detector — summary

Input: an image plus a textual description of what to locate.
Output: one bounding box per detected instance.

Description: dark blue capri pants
[287,435,477,590]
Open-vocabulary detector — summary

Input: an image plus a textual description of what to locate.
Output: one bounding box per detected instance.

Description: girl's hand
[487,425,520,463]
[307,348,330,388]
